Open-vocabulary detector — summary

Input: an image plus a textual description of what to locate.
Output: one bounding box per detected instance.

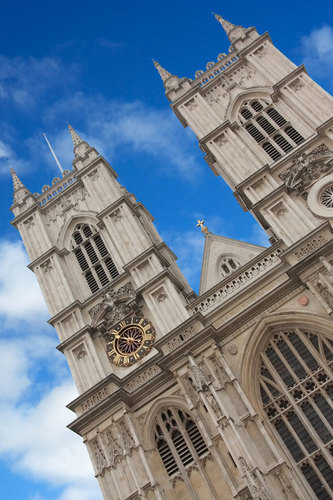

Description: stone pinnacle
[152,60,172,83]
[10,168,25,191]
[68,123,84,147]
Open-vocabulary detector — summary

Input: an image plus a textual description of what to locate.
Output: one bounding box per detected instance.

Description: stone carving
[87,168,99,181]
[109,208,122,222]
[23,216,35,229]
[187,355,223,418]
[215,134,228,147]
[45,186,88,226]
[118,418,136,455]
[289,77,304,92]
[228,344,238,355]
[204,85,227,104]
[279,144,333,195]
[312,256,333,309]
[40,259,52,273]
[124,365,162,393]
[238,457,270,500]
[103,426,123,467]
[91,437,108,475]
[76,348,87,359]
[185,99,198,112]
[270,201,287,218]
[89,283,141,335]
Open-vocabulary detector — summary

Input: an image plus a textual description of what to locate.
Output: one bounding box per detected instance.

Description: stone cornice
[56,325,95,352]
[272,64,308,96]
[28,246,69,270]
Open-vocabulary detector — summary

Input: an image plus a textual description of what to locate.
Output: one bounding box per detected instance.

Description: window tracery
[259,329,333,498]
[71,224,119,294]
[155,407,209,478]
[239,99,304,162]
[219,256,241,278]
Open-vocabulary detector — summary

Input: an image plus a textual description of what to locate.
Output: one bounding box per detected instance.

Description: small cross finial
[196,219,209,235]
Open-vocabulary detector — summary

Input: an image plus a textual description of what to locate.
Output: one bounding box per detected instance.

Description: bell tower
[157,14,333,248]
[11,13,333,500]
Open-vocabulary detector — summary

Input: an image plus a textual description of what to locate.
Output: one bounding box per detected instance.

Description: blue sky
[1,1,333,499]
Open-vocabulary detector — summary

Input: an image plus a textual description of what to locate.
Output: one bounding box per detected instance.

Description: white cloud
[0,139,25,174]
[0,240,48,323]
[42,94,201,178]
[0,381,101,498]
[0,55,79,109]
[300,25,333,89]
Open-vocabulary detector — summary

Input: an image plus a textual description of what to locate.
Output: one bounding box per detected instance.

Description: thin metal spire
[43,133,63,174]
[67,123,84,147]
[152,59,172,83]
[10,168,24,191]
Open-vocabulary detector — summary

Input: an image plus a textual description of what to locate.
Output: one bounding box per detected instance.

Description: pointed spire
[152,60,172,83]
[213,13,236,35]
[10,168,24,191]
[68,123,84,147]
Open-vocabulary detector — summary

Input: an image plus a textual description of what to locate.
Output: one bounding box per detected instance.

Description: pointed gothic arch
[226,87,274,123]
[240,311,333,498]
[57,211,100,250]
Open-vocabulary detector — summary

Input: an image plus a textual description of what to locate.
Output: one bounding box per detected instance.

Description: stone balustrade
[191,246,284,315]
[194,53,239,87]
[36,171,77,206]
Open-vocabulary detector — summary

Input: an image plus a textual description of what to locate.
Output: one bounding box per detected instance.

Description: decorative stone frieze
[45,186,88,225]
[124,365,162,393]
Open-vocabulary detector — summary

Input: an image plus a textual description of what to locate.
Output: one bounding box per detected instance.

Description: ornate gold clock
[106,316,155,367]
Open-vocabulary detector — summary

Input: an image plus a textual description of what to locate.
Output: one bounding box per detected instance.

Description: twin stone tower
[9,14,333,500]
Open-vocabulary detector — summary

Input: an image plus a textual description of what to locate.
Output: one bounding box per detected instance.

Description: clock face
[106,316,155,367]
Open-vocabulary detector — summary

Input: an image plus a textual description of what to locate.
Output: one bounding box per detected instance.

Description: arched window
[155,407,209,478]
[285,126,305,145]
[240,108,253,120]
[262,142,282,161]
[259,329,333,498]
[273,134,293,153]
[72,224,119,294]
[220,256,241,278]
[239,99,305,163]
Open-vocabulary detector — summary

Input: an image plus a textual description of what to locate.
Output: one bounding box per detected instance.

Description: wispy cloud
[300,25,333,90]
[0,55,79,109]
[0,240,47,323]
[95,38,124,50]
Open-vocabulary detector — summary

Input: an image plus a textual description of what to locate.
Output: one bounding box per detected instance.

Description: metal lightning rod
[43,133,63,174]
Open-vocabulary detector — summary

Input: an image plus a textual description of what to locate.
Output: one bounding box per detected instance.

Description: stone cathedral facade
[10,14,333,500]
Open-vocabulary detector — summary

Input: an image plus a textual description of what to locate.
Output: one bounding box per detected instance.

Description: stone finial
[213,13,247,44]
[67,123,91,159]
[68,123,84,147]
[153,60,172,83]
[213,13,236,35]
[196,219,209,235]
[10,168,25,191]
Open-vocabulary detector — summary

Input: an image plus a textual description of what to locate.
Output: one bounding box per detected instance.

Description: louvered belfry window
[259,329,333,498]
[239,99,305,163]
[72,224,119,294]
[155,408,209,477]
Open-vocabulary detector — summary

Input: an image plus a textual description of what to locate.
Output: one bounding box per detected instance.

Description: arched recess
[142,395,193,449]
[241,311,333,411]
[240,311,333,498]
[57,211,99,250]
[226,87,274,123]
